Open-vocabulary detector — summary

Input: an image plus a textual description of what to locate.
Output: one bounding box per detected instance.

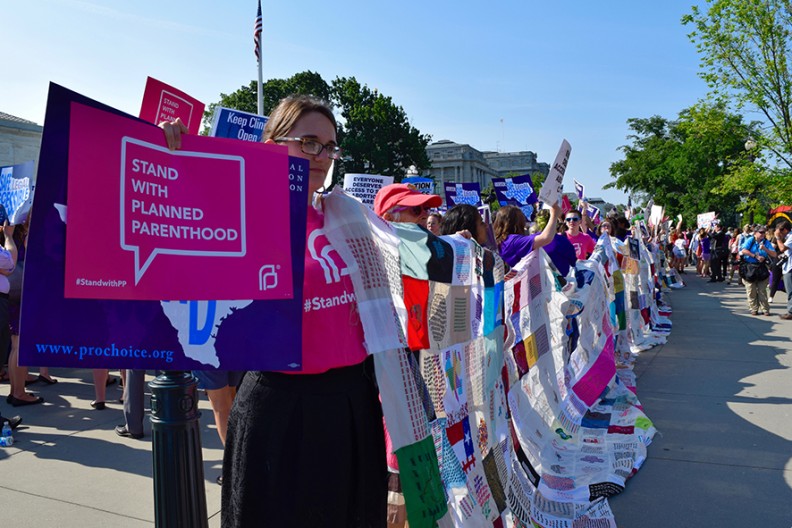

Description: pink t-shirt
[566,231,596,261]
[298,206,367,374]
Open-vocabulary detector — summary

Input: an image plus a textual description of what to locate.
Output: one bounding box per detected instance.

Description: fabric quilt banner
[318,190,666,527]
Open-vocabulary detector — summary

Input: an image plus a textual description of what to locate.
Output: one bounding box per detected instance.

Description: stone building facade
[425,139,550,194]
[425,140,500,189]
[482,150,549,179]
[0,112,43,179]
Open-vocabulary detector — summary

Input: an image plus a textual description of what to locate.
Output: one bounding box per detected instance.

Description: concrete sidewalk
[1,272,790,527]
[0,371,223,527]
[610,272,792,527]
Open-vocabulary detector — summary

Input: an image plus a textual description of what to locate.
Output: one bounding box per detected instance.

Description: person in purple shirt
[698,228,711,277]
[542,233,578,277]
[494,203,562,268]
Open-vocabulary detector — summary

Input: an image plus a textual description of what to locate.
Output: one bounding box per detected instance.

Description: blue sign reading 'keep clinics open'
[210,106,269,143]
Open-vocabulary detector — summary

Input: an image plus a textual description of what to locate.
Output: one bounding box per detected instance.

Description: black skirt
[221,357,387,528]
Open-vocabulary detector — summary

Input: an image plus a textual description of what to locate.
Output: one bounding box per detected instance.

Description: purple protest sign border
[492,174,537,207]
[0,160,35,225]
[443,181,482,207]
[19,83,307,371]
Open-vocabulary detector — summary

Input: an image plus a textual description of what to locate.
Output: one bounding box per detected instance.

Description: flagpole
[254,0,264,116]
[257,42,263,116]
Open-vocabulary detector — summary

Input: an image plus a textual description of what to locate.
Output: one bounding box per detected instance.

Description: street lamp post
[150,371,208,528]
[744,137,758,222]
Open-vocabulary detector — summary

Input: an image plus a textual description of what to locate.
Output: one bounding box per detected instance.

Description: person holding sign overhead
[494,203,563,267]
[163,94,386,527]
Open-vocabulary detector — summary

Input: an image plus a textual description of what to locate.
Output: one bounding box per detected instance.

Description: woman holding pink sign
[164,95,386,527]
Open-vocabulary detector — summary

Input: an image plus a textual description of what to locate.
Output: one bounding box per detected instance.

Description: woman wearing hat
[373,183,442,228]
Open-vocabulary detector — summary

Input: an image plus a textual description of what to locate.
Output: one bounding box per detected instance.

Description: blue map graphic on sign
[503,179,534,203]
[0,161,34,225]
[454,184,481,205]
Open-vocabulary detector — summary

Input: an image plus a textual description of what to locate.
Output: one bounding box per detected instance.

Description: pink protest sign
[139,77,205,134]
[65,102,293,301]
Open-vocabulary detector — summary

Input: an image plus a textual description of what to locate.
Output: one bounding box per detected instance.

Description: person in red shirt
[564,210,596,260]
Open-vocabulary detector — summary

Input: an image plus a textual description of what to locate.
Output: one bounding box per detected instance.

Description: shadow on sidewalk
[611,273,792,527]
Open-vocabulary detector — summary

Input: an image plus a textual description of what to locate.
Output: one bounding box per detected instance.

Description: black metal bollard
[149,371,208,528]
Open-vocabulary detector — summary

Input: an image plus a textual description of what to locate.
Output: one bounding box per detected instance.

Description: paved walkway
[610,272,792,527]
[0,372,223,527]
[1,271,790,527]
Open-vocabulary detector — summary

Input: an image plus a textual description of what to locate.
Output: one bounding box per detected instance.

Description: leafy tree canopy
[683,0,792,168]
[607,102,771,226]
[203,71,431,183]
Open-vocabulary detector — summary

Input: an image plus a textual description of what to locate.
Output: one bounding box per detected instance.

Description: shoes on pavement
[751,311,758,315]
[37,375,58,385]
[90,401,106,410]
[115,425,143,439]
[780,313,792,320]
[1,415,22,430]
[764,312,771,316]
[8,395,44,407]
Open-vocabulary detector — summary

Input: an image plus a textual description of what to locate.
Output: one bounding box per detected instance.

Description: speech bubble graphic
[158,90,195,127]
[120,137,246,284]
[139,77,205,134]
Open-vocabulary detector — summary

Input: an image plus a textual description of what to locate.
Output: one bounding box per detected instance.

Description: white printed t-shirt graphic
[307,224,350,284]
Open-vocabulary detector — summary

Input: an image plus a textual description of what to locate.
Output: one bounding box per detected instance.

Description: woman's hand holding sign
[160,117,189,151]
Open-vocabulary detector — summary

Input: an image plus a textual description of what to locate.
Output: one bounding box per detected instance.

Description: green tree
[683,0,792,167]
[202,71,331,134]
[331,77,431,179]
[479,182,500,212]
[530,171,546,189]
[202,72,431,186]
[607,102,760,225]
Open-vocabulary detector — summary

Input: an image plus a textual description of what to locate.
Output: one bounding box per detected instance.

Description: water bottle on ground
[0,435,13,447]
[1,422,11,438]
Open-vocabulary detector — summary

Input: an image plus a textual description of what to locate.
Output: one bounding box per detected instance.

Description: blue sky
[2,0,710,204]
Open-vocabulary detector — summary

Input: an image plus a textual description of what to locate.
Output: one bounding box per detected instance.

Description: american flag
[254,0,263,60]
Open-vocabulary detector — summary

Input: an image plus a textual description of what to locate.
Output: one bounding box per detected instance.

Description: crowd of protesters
[380,196,792,325]
[656,217,792,317]
[4,93,792,527]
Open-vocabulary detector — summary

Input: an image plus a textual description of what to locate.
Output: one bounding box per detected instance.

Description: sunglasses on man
[391,205,432,216]
[565,217,581,223]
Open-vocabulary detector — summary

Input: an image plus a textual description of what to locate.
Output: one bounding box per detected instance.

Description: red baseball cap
[374,183,442,217]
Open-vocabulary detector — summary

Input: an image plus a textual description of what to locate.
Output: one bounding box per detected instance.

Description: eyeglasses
[275,137,342,160]
[391,205,431,216]
[565,217,581,223]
